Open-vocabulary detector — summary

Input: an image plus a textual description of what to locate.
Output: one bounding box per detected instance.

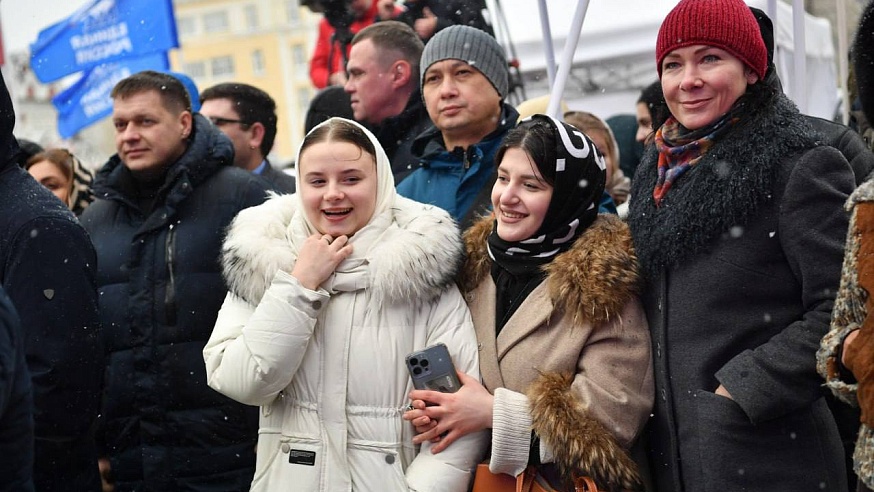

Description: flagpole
[836,0,849,125]
[791,0,807,113]
[546,0,590,118]
[537,0,556,89]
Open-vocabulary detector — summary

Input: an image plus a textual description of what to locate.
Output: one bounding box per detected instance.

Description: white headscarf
[289,118,398,267]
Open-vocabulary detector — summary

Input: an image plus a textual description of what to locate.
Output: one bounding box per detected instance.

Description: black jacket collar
[411,102,519,158]
[92,113,234,204]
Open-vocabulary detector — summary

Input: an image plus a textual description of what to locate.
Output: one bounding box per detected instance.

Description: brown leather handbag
[471,463,599,492]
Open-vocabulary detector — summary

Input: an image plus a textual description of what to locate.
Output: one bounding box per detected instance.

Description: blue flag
[52,52,169,138]
[31,0,178,83]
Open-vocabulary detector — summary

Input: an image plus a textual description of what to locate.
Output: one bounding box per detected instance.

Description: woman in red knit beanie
[626,0,853,490]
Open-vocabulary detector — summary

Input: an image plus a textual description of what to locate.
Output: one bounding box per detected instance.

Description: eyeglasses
[208,116,251,128]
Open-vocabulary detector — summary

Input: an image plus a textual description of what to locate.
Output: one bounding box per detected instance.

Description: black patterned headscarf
[488,114,607,330]
[488,114,607,277]
[68,153,95,216]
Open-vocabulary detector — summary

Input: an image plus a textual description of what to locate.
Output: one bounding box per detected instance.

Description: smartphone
[405,343,461,393]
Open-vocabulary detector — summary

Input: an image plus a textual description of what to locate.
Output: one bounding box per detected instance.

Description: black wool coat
[0,146,103,492]
[0,286,34,492]
[627,93,853,492]
[0,158,104,492]
[81,114,271,491]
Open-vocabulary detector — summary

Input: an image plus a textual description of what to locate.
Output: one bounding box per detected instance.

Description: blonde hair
[562,111,620,166]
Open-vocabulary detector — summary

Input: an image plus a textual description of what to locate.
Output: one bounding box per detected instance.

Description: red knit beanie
[656,0,768,80]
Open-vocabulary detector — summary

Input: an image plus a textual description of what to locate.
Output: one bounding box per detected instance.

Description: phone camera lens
[421,359,429,368]
[413,367,422,375]
[409,357,419,366]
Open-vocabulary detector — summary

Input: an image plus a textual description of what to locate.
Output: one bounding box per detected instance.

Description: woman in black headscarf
[25,148,95,216]
[404,114,653,491]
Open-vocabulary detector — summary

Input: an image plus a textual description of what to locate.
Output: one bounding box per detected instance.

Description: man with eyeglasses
[200,83,296,193]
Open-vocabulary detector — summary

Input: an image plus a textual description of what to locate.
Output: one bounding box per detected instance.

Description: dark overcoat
[0,74,102,490]
[0,286,34,492]
[627,93,853,492]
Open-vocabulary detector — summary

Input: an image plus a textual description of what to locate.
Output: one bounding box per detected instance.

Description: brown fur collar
[459,214,639,326]
[527,372,644,491]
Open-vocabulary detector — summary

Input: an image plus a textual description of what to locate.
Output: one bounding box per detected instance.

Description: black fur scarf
[627,92,822,280]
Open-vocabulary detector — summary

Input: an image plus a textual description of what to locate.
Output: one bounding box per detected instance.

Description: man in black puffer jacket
[0,72,103,491]
[81,71,270,491]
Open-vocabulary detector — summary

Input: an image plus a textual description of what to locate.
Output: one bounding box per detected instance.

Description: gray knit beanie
[420,25,508,99]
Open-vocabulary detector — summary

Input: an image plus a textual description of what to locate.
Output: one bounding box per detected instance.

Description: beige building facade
[170,0,318,165]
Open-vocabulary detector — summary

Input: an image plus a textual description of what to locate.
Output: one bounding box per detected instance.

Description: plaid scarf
[653,110,740,205]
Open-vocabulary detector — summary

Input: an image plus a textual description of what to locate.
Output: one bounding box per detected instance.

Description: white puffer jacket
[203,186,486,491]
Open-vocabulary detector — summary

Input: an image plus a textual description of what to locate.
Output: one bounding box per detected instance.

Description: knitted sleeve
[817,182,874,405]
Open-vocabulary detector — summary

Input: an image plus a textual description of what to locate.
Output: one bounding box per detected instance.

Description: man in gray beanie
[396,24,518,230]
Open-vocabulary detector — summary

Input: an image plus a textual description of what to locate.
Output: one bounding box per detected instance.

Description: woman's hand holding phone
[291,234,352,290]
[404,371,494,454]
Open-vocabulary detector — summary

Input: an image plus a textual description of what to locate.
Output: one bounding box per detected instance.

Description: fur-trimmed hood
[459,213,639,326]
[221,194,463,306]
[527,372,644,491]
[627,92,822,279]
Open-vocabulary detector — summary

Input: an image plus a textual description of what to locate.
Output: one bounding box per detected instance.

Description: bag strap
[573,474,599,492]
[516,466,537,492]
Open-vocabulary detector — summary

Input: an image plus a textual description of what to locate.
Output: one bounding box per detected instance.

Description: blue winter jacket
[397,103,519,223]
[397,104,617,224]
[81,114,270,491]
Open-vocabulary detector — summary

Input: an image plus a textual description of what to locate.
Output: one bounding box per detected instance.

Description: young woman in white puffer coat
[203,117,487,491]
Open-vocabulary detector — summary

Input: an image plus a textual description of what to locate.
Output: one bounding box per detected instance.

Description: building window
[252,50,265,76]
[297,88,311,111]
[244,4,259,31]
[286,0,300,23]
[211,56,235,77]
[292,44,306,76]
[177,16,196,37]
[203,11,229,33]
[183,61,206,79]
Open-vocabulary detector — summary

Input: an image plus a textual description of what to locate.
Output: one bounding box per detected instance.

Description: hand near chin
[291,234,352,290]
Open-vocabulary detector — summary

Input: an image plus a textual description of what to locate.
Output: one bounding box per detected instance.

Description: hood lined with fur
[460,214,639,326]
[222,194,462,306]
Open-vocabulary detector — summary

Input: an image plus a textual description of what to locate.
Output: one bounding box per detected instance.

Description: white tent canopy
[495,0,838,120]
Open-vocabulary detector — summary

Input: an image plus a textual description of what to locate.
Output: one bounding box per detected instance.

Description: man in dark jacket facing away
[344,21,433,183]
[81,71,270,491]
[0,72,103,490]
[0,286,34,492]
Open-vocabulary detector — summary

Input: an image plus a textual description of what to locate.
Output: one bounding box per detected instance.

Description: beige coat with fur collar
[460,214,653,490]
